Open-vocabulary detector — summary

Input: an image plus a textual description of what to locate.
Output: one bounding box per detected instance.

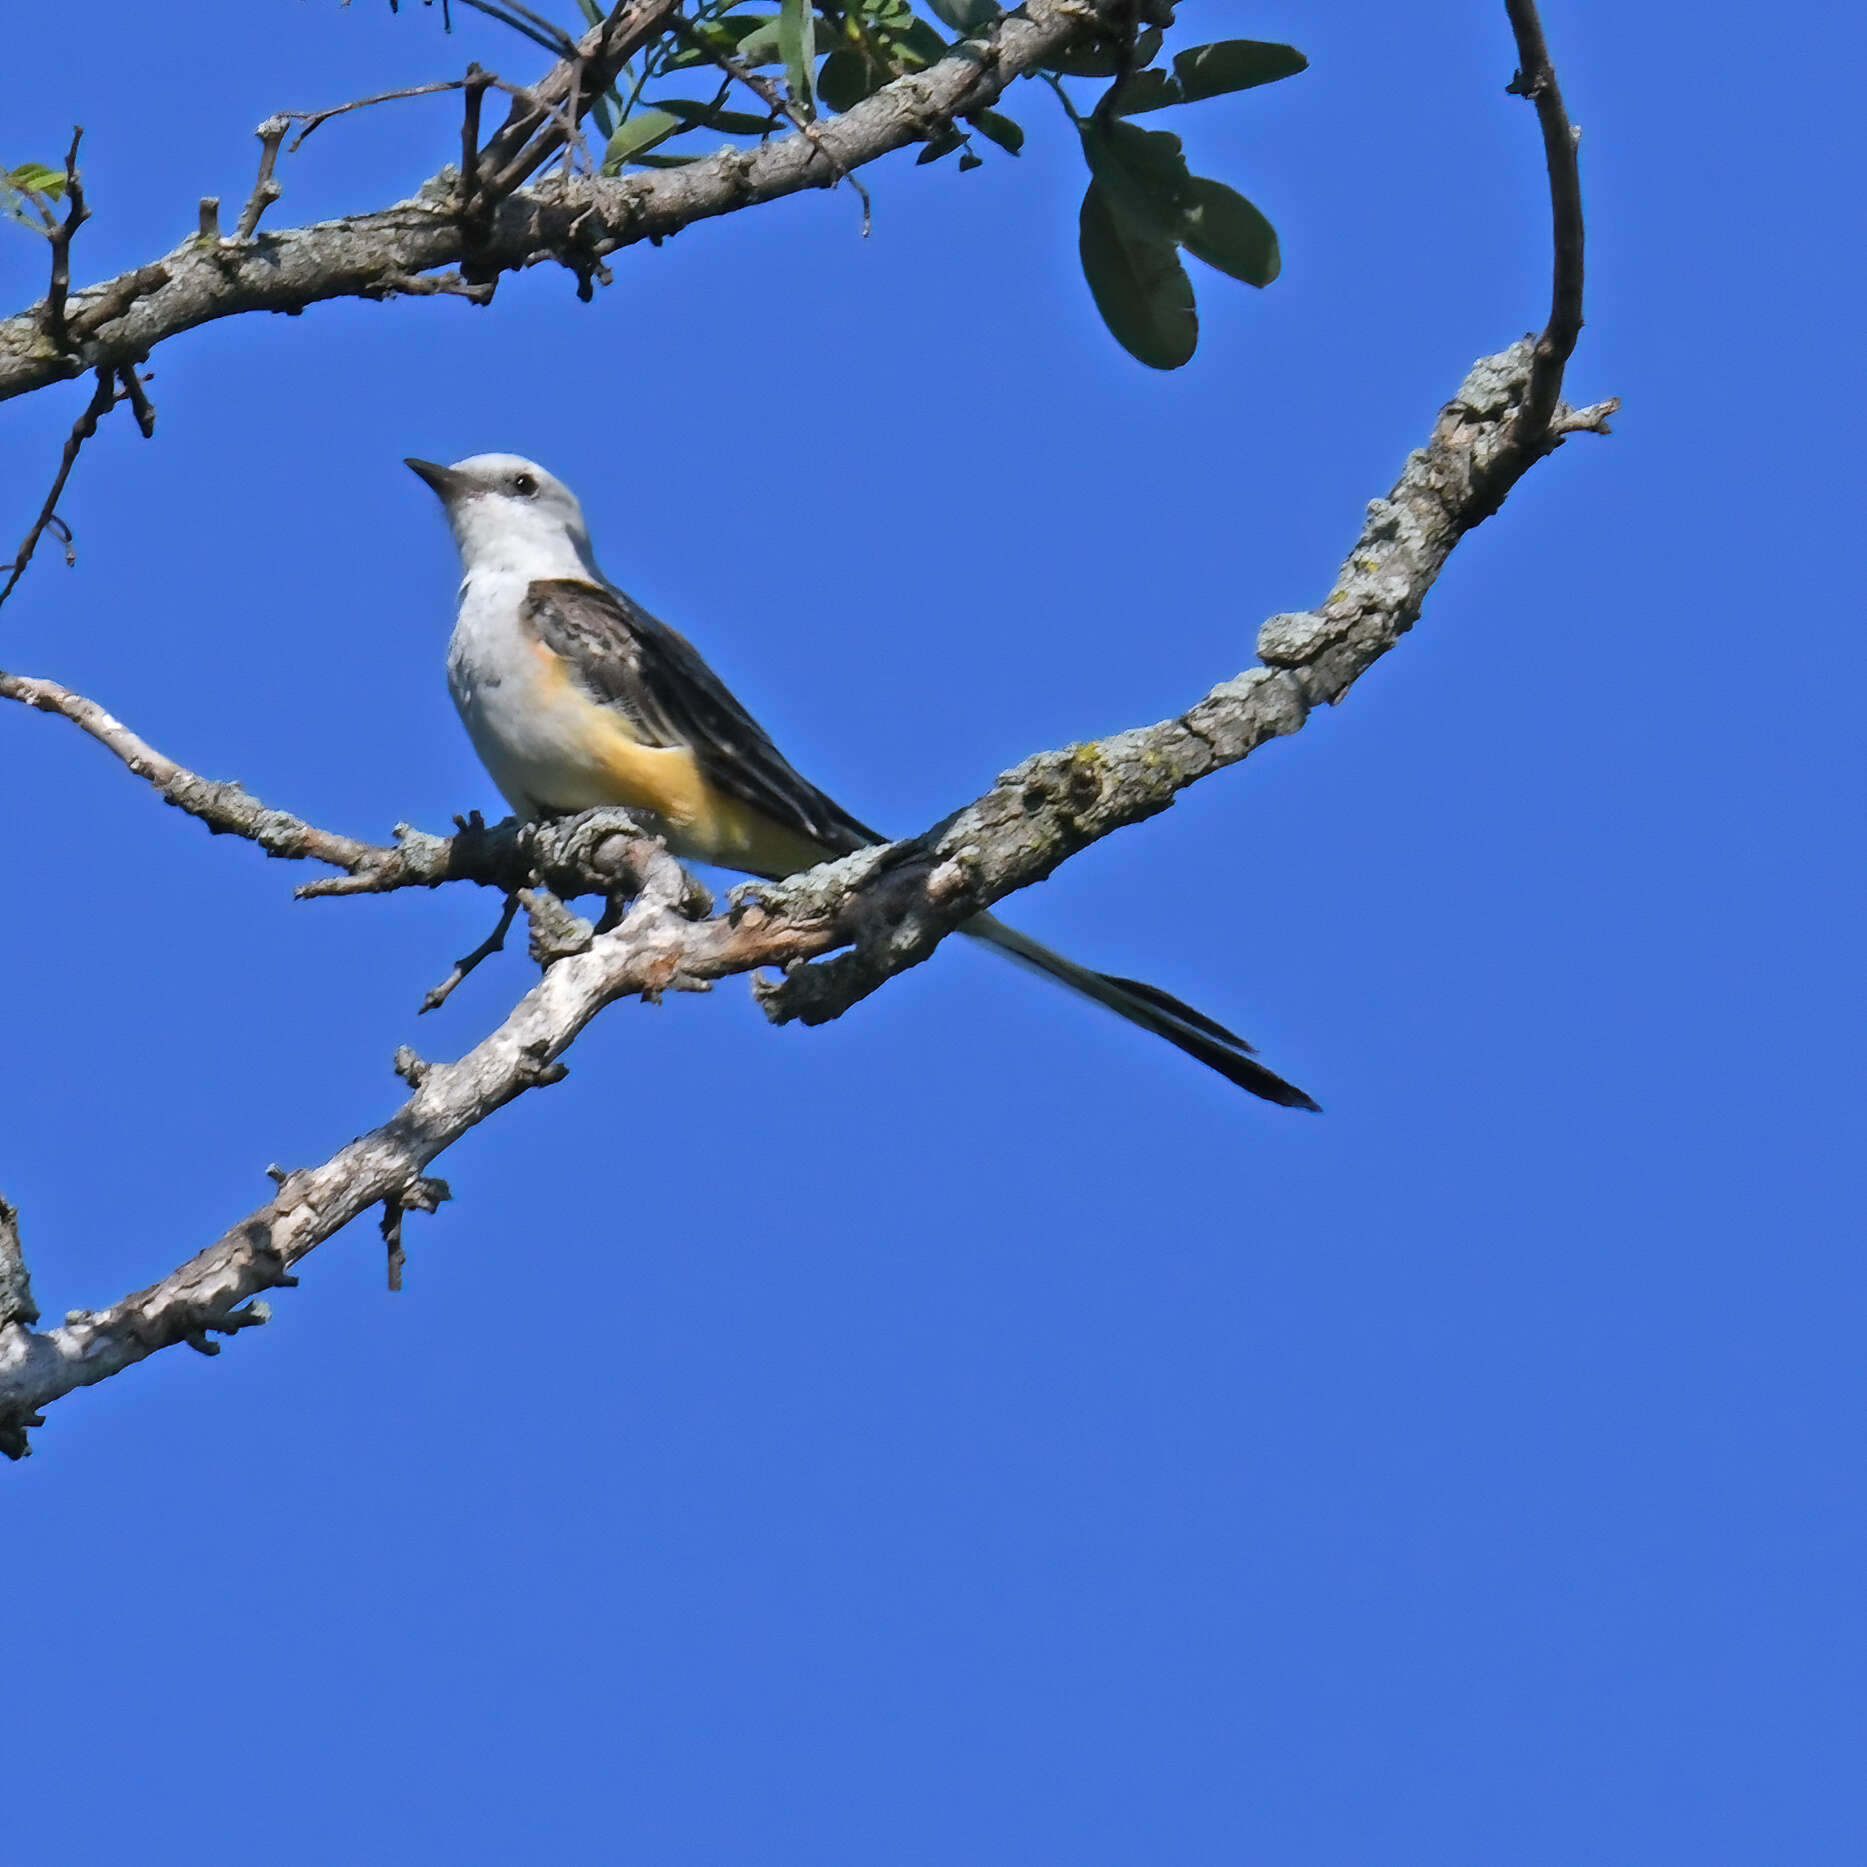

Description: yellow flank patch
[580,698,830,879]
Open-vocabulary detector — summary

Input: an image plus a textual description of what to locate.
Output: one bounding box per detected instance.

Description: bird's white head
[405,452,600,582]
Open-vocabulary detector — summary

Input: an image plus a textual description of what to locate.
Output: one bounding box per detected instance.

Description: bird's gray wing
[520,577,883,857]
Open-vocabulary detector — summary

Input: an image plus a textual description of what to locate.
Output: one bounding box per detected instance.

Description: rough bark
[0,2,1614,1455]
[0,0,1132,404]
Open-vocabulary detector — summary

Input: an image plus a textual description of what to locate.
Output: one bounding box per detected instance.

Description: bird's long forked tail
[963,914,1321,1111]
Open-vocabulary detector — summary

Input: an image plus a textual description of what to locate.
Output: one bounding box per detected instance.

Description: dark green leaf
[965,109,1023,155]
[1078,180,1196,370]
[730,15,785,66]
[925,0,997,32]
[1078,118,1193,242]
[1107,69,1181,115]
[958,150,983,171]
[893,18,948,68]
[600,108,681,172]
[575,0,603,22]
[647,96,775,135]
[1171,40,1307,102]
[915,126,967,165]
[779,0,817,116]
[1045,27,1160,78]
[631,151,705,167]
[589,93,615,140]
[817,47,885,113]
[1179,176,1280,286]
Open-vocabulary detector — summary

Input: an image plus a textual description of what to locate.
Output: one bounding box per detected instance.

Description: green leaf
[915,125,967,165]
[1171,40,1307,103]
[1078,118,1193,243]
[6,162,65,200]
[1179,176,1280,286]
[1107,69,1181,115]
[631,151,705,167]
[965,109,1023,155]
[600,108,682,172]
[817,48,885,113]
[1045,27,1160,78]
[575,0,603,22]
[925,0,997,32]
[729,15,785,66]
[1078,180,1196,370]
[589,93,615,140]
[779,0,817,117]
[648,97,776,135]
[893,18,948,68]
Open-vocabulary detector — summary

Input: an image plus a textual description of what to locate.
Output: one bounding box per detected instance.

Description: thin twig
[1502,0,1586,447]
[284,79,469,154]
[233,116,288,240]
[381,1197,407,1292]
[453,0,583,60]
[117,363,156,438]
[0,671,391,868]
[673,13,874,233]
[0,369,115,609]
[460,63,492,213]
[477,0,681,199]
[40,127,91,350]
[422,893,521,1013]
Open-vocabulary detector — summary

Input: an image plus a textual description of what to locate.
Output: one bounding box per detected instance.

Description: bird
[407,452,1318,1109]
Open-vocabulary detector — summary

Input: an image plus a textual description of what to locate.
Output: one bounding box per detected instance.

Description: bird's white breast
[445,567,595,818]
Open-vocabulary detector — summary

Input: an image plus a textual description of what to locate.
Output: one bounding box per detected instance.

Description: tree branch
[0,0,1123,403]
[0,368,116,608]
[0,0,1614,1456]
[1494,0,1590,477]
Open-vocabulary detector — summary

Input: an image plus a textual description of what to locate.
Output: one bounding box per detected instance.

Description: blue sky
[1,2,1861,1861]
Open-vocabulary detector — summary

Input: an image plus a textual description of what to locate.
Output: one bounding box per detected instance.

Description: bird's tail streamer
[962,914,1320,1111]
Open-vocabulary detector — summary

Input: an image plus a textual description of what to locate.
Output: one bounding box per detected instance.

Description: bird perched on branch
[408,452,1317,1108]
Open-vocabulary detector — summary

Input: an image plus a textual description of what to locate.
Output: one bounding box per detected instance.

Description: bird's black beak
[405,457,469,501]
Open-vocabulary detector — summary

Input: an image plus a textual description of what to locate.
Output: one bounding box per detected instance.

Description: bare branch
[477,0,682,198]
[0,1,1613,1457]
[1496,0,1589,467]
[422,893,521,1012]
[40,127,92,352]
[284,79,471,155]
[233,115,289,241]
[0,672,389,870]
[0,369,116,609]
[0,0,1124,404]
[0,1196,39,1334]
[0,336,1611,1458]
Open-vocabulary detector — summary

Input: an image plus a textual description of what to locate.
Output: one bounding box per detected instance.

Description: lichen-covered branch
[0,343,1613,1455]
[0,0,1128,404]
[0,1,1614,1457]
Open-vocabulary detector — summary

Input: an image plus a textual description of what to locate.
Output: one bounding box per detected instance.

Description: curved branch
[0,0,1614,1457]
[1495,0,1589,473]
[0,0,1125,404]
[0,671,386,872]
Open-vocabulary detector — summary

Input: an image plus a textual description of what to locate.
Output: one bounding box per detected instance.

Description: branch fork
[0,0,1611,1458]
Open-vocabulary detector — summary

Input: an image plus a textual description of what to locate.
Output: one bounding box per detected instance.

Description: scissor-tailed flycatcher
[408,453,1317,1108]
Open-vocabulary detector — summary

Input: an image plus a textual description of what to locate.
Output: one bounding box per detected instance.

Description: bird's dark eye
[512,472,538,497]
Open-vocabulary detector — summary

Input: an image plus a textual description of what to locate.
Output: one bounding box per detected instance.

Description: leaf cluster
[417,5,1309,370]
[1069,38,1306,369]
[1,161,66,232]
